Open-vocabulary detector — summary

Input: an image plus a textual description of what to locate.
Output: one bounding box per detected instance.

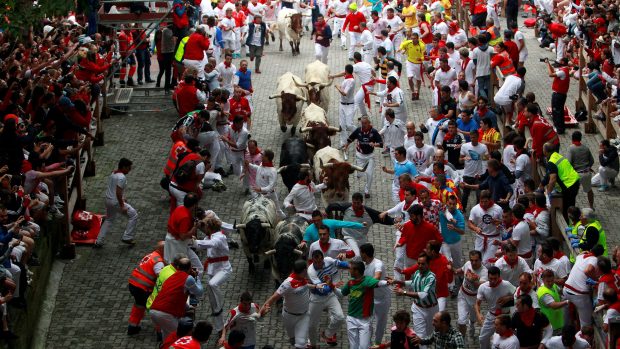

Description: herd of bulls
[237,59,367,285]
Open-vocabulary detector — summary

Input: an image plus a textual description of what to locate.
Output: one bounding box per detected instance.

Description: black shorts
[128,283,150,307]
[471,13,487,27]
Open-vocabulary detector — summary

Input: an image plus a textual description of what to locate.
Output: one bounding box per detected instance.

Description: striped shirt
[405,270,437,307]
[307,257,349,297]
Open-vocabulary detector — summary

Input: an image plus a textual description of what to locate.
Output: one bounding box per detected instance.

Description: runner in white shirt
[542,327,590,349]
[490,315,520,349]
[432,13,449,38]
[513,273,539,309]
[563,248,602,328]
[308,235,354,260]
[357,22,375,64]
[260,260,314,349]
[360,243,392,346]
[487,0,500,28]
[447,21,468,48]
[283,173,327,221]
[219,8,237,53]
[459,48,476,89]
[328,0,351,49]
[511,24,528,67]
[456,250,488,338]
[384,8,404,60]
[373,76,407,124]
[216,54,238,94]
[512,138,531,205]
[493,245,533,287]
[475,267,516,349]
[433,59,457,106]
[379,187,416,280]
[468,191,504,266]
[379,110,406,162]
[403,121,417,150]
[406,131,435,173]
[335,65,357,148]
[247,0,266,22]
[247,149,285,218]
[533,244,569,287]
[370,12,389,55]
[501,204,532,261]
[330,55,376,118]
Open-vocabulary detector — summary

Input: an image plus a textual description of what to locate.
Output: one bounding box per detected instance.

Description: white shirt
[104,172,126,202]
[247,2,266,21]
[308,238,351,260]
[543,336,590,349]
[216,62,238,92]
[533,258,569,287]
[228,125,250,152]
[364,258,391,300]
[380,38,393,54]
[432,21,449,36]
[472,45,492,77]
[219,17,236,40]
[406,144,435,173]
[434,68,457,89]
[494,256,532,287]
[565,253,598,293]
[195,231,232,275]
[403,135,416,150]
[425,118,443,145]
[353,61,374,84]
[514,286,539,308]
[386,199,415,222]
[460,261,488,296]
[447,29,467,48]
[249,163,277,194]
[494,74,523,106]
[612,39,620,64]
[515,153,531,184]
[502,145,517,172]
[307,256,347,295]
[491,334,520,349]
[477,280,516,314]
[385,16,403,35]
[462,58,476,85]
[284,182,327,218]
[370,18,389,37]
[359,29,374,50]
[224,303,260,346]
[512,220,532,256]
[379,118,406,148]
[514,30,528,57]
[469,203,503,236]
[377,87,406,121]
[460,142,489,177]
[276,276,310,314]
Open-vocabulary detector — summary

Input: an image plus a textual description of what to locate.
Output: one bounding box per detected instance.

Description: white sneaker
[49,207,65,219]
[54,195,65,205]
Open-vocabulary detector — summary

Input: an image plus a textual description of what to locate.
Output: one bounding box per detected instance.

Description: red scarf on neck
[478,106,488,116]
[403,199,414,211]
[113,170,124,174]
[480,200,495,210]
[353,206,365,217]
[572,141,582,146]
[297,179,314,192]
[319,240,330,252]
[344,73,354,80]
[289,272,307,288]
[239,66,247,73]
[553,251,565,259]
[490,277,504,288]
[224,61,232,68]
[232,122,243,132]
[503,255,518,268]
[499,329,514,338]
[262,161,273,167]
[518,307,536,327]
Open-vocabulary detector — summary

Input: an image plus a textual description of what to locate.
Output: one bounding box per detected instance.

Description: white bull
[236,196,279,274]
[275,8,304,56]
[294,60,333,113]
[298,103,338,154]
[312,146,366,205]
[269,72,307,135]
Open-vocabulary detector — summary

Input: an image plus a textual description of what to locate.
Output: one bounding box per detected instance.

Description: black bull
[265,216,307,285]
[278,137,311,191]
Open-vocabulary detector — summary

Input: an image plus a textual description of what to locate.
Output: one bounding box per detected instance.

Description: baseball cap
[349,3,358,11]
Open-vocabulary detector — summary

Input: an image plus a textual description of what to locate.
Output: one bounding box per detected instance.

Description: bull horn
[305,142,315,149]
[319,80,333,88]
[302,14,311,17]
[293,76,309,88]
[320,159,334,169]
[296,95,307,102]
[352,162,369,172]
[261,222,271,228]
[236,223,246,229]
[327,126,340,132]
[268,94,281,99]
[300,163,311,169]
[293,249,303,255]
[264,249,276,255]
[300,126,311,133]
[277,165,288,173]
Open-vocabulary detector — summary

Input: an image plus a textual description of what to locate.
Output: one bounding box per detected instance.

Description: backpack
[173,158,197,185]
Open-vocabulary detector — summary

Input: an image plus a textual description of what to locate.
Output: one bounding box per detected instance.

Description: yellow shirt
[482,128,501,149]
[402,5,417,28]
[400,40,425,63]
[441,0,452,19]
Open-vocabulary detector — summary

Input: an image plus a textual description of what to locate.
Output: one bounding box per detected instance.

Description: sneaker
[127,325,141,335]
[127,78,135,87]
[598,185,610,192]
[121,239,137,246]
[49,207,65,219]
[321,331,338,346]
[54,195,65,205]
[93,242,104,249]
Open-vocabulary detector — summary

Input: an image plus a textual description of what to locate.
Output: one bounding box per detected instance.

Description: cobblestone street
[43,17,620,349]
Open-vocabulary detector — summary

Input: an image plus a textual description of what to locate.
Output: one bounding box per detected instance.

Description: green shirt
[405,270,437,307]
[340,276,380,319]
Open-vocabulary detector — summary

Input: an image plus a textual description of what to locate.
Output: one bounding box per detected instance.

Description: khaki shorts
[579,171,592,193]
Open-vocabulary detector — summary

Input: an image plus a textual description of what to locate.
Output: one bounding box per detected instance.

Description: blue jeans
[477,75,491,99]
[135,48,151,82]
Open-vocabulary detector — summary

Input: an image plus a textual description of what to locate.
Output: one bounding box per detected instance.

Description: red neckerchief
[113,170,123,174]
[461,57,470,71]
[226,14,233,19]
[553,251,565,259]
[499,329,514,338]
[344,73,354,80]
[238,302,251,313]
[319,240,330,252]
[518,307,536,327]
[253,18,261,24]
[572,141,582,146]
[403,199,414,211]
[297,179,314,192]
[239,67,247,73]
[353,206,365,217]
[373,17,379,23]
[514,73,523,79]
[480,200,495,210]
[348,276,365,286]
[232,123,243,132]
[315,21,326,34]
[224,61,232,68]
[582,252,595,259]
[262,161,273,167]
[441,66,450,72]
[387,85,397,93]
[289,273,308,288]
[490,277,504,288]
[361,125,372,133]
[478,106,488,116]
[610,302,620,313]
[504,255,518,268]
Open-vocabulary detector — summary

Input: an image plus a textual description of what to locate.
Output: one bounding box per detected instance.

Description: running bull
[278,137,311,192]
[269,72,307,135]
[264,215,307,286]
[313,146,367,205]
[299,103,339,155]
[293,60,333,113]
[236,196,278,274]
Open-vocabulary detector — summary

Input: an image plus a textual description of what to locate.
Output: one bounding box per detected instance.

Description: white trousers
[411,303,438,349]
[8,263,20,298]
[96,199,138,244]
[457,292,477,326]
[282,310,310,348]
[563,289,593,328]
[354,86,372,118]
[346,315,372,349]
[150,309,179,339]
[225,151,244,177]
[391,182,400,204]
[438,297,447,312]
[308,294,345,345]
[474,235,499,267]
[183,58,207,79]
[168,182,188,207]
[333,18,346,46]
[339,102,356,147]
[348,32,361,59]
[593,166,618,186]
[314,43,329,64]
[372,297,392,345]
[163,233,205,275]
[355,151,375,194]
[440,241,463,269]
[344,235,366,260]
[362,49,373,65]
[487,5,500,28]
[479,312,497,349]
[205,268,232,331]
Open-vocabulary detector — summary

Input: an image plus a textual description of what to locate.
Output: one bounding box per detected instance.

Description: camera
[539,58,548,63]
[509,94,519,101]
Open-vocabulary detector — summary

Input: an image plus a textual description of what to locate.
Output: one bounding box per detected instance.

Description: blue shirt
[394,160,418,180]
[304,219,364,244]
[439,208,465,244]
[473,108,498,129]
[0,227,14,268]
[456,118,479,142]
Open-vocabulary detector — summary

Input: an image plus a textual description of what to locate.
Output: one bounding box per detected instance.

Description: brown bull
[300,122,339,156]
[313,146,367,205]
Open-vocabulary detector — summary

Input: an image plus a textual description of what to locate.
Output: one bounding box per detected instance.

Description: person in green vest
[568,208,608,257]
[146,253,185,309]
[541,142,581,219]
[537,270,569,334]
[173,34,190,86]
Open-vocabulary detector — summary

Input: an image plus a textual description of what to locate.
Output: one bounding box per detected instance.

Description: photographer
[173,69,207,117]
[183,27,211,79]
[546,57,571,135]
[494,66,526,124]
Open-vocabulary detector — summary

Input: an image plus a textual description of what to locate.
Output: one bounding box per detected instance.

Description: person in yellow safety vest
[147,253,185,310]
[541,143,580,219]
[127,241,166,335]
[568,208,608,257]
[537,269,569,333]
[484,18,503,46]
[173,35,190,85]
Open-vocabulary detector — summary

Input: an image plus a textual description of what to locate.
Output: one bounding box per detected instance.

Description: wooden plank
[98,12,171,24]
